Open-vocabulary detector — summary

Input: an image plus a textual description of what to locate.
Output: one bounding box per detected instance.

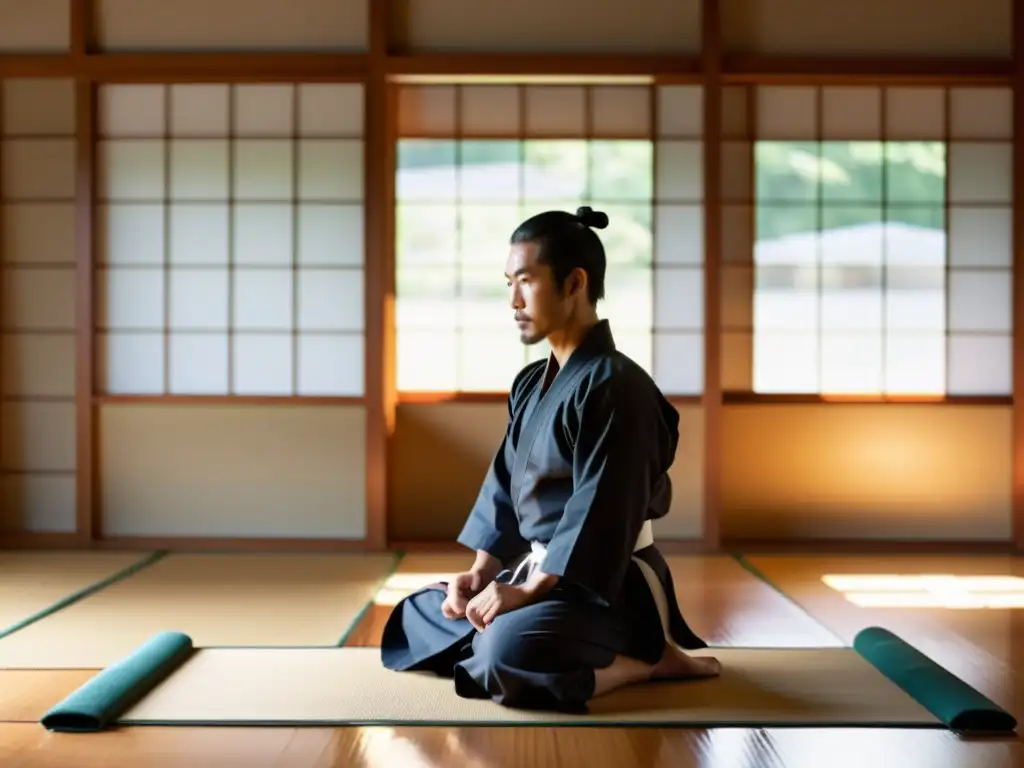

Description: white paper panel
[232,334,292,394]
[99,85,165,137]
[525,87,586,136]
[169,334,229,394]
[297,204,363,267]
[2,334,75,397]
[233,140,293,200]
[2,139,75,198]
[169,140,230,199]
[233,269,293,331]
[949,88,1013,140]
[885,88,945,140]
[3,268,75,330]
[297,269,364,331]
[461,86,520,137]
[1,401,76,471]
[949,207,1012,268]
[298,84,364,137]
[3,474,76,533]
[99,268,165,329]
[947,334,1012,395]
[654,268,703,330]
[234,204,293,265]
[168,269,230,330]
[169,204,229,265]
[948,270,1012,333]
[653,332,703,395]
[398,86,457,136]
[3,203,75,264]
[234,85,294,136]
[97,332,165,394]
[657,86,702,138]
[296,334,363,396]
[298,139,363,201]
[654,204,703,266]
[98,140,165,200]
[822,87,881,139]
[591,87,651,137]
[948,143,1013,204]
[757,87,816,139]
[2,79,75,135]
[170,84,230,137]
[656,141,703,200]
[98,204,164,265]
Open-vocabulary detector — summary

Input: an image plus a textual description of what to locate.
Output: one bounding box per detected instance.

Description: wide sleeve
[455,378,532,565]
[538,377,660,604]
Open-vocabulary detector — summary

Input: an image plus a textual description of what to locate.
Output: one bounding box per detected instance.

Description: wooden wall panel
[720,405,1013,541]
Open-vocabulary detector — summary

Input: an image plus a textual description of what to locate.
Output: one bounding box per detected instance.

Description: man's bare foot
[650,643,722,681]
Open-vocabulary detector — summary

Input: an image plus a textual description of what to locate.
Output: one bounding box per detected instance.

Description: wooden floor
[2,552,1024,766]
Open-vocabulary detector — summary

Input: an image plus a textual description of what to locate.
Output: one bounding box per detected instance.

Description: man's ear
[570,268,588,297]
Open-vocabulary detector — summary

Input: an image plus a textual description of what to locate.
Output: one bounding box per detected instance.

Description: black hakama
[381,320,706,713]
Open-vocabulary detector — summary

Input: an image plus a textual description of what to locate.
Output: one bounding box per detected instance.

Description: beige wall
[99,404,367,539]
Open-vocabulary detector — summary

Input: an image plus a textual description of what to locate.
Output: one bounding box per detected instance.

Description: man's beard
[518,327,545,345]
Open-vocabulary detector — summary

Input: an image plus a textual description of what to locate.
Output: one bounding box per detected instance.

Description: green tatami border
[335,550,404,647]
[0,550,168,641]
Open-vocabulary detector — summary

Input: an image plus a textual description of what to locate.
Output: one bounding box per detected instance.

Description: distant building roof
[756,222,945,267]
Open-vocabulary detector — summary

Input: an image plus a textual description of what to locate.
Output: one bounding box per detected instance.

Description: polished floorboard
[2,552,1024,767]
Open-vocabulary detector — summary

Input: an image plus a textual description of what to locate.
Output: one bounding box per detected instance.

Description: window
[0,78,78,528]
[95,82,366,397]
[721,85,1013,396]
[394,83,705,395]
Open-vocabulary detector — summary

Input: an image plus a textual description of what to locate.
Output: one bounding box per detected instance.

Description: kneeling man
[381,206,721,712]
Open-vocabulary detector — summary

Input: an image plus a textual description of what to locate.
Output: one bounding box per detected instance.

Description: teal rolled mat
[854,626,1017,733]
[41,631,195,733]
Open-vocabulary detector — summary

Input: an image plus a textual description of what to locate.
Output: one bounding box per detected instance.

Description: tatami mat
[0,550,156,636]
[117,646,940,727]
[0,552,397,668]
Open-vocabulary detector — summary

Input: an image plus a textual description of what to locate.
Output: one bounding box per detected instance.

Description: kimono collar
[544,319,616,381]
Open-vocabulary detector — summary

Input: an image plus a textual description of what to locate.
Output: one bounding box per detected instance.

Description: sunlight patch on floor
[374,573,454,606]
[822,574,1024,609]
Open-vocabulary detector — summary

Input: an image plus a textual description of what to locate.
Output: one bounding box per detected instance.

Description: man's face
[504,242,568,345]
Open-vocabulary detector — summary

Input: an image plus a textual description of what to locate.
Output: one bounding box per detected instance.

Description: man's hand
[464,582,533,631]
[441,571,486,620]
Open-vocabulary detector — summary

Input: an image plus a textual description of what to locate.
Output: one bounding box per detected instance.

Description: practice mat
[0,552,398,669]
[0,550,159,638]
[39,628,1017,733]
